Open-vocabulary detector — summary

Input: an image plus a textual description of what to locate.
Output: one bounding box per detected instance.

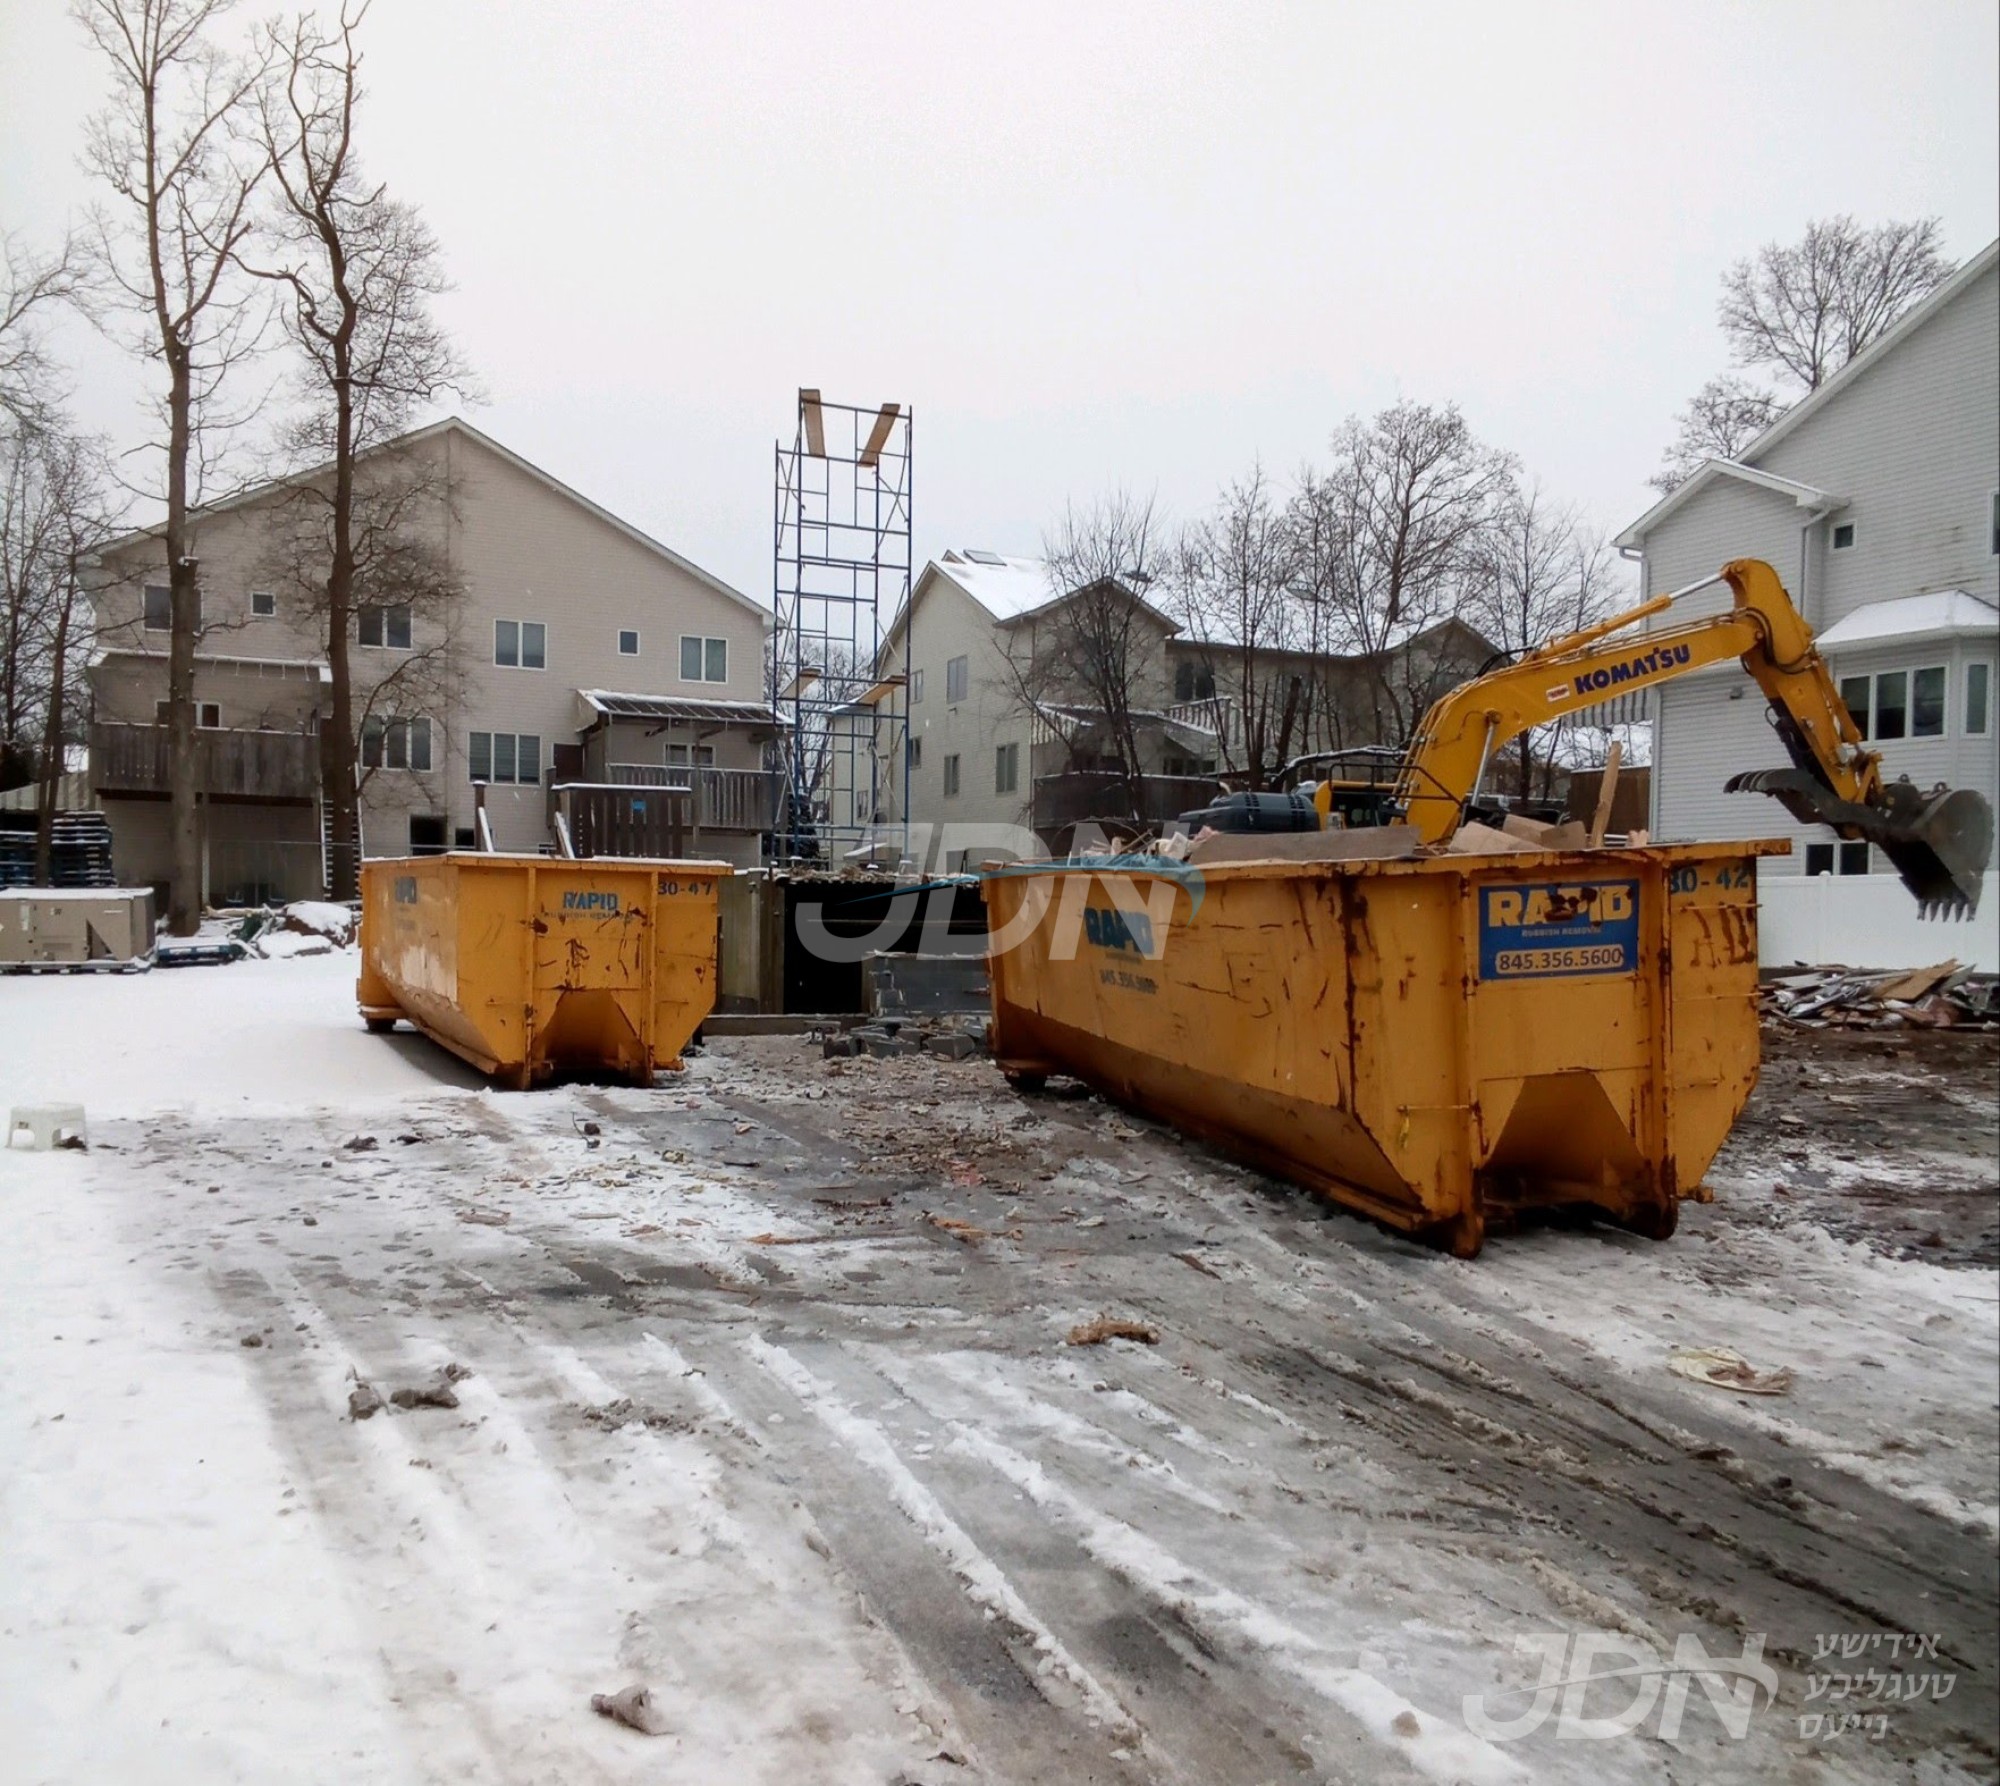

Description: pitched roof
[1814,589,1999,650]
[926,549,1056,621]
[899,550,1180,647]
[92,416,767,622]
[1619,237,1999,550]
[1615,463,1841,549]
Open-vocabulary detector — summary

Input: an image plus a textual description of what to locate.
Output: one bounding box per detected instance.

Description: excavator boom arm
[1392,558,1990,917]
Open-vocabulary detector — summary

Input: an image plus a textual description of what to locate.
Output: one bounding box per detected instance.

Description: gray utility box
[0,888,157,970]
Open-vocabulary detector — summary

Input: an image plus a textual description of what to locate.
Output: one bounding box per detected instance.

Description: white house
[1616,241,1999,969]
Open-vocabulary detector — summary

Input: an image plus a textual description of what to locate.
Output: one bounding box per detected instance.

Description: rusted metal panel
[981,840,1787,1255]
[357,853,730,1086]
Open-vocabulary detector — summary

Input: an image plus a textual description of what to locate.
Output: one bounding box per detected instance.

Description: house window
[161,699,222,729]
[469,730,541,784]
[1874,670,1908,740]
[1967,663,1991,736]
[363,716,433,772]
[1839,674,1871,739]
[143,585,199,631]
[250,590,276,618]
[360,603,412,650]
[408,815,447,856]
[1174,658,1216,701]
[680,635,728,682]
[494,619,546,669]
[908,735,922,769]
[1990,491,1998,556]
[1911,666,1946,738]
[1805,841,1872,876]
[1839,667,1947,742]
[995,741,1018,794]
[617,629,640,656]
[1831,523,1855,550]
[943,752,961,797]
[945,655,968,703]
[911,667,924,703]
[663,742,715,787]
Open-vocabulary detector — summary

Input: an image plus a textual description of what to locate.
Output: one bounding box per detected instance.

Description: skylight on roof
[963,549,1008,566]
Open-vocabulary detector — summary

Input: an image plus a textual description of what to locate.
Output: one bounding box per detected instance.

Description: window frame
[679,634,728,684]
[910,667,924,704]
[1966,661,1992,737]
[359,602,412,651]
[908,735,922,770]
[945,655,969,704]
[1831,522,1856,550]
[617,628,640,657]
[142,585,199,632]
[1837,665,1951,742]
[249,589,276,618]
[995,740,1018,794]
[492,618,544,670]
[943,752,961,798]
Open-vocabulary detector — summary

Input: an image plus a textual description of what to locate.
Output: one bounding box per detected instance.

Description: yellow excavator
[1381,557,1992,918]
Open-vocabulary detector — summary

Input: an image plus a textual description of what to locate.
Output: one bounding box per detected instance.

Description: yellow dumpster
[981,840,1789,1255]
[358,853,730,1088]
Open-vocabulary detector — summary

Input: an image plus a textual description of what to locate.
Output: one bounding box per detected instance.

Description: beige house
[87,418,775,903]
[857,550,1209,859]
[854,549,1493,858]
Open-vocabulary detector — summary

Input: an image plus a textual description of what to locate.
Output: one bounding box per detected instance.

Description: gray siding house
[1616,241,1999,967]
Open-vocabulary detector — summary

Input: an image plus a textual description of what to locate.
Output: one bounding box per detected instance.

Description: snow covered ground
[1,951,1994,1784]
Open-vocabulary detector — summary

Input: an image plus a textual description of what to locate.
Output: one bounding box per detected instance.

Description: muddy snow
[2,951,1994,1784]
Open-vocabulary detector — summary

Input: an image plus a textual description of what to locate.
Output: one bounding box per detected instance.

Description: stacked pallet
[0,811,118,890]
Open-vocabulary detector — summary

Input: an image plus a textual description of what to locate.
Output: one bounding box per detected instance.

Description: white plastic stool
[7,1104,89,1151]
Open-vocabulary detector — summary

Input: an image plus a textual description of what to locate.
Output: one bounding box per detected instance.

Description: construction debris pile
[1761,959,1999,1029]
[821,1012,990,1062]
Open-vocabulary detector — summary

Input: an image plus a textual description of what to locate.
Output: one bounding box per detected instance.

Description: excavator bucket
[1726,770,1994,919]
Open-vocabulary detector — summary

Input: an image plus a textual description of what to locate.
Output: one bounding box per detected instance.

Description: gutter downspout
[1616,544,1660,840]
[1796,499,1841,631]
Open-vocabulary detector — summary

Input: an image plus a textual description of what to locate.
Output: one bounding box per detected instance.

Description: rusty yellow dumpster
[358,854,730,1087]
[981,840,1788,1255]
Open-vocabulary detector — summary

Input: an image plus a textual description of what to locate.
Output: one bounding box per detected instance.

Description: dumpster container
[981,839,1788,1255]
[358,853,730,1087]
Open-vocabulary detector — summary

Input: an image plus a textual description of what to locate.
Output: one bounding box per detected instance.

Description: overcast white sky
[3,0,1995,604]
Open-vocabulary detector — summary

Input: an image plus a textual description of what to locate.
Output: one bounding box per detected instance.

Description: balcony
[604,763,779,833]
[1031,770,1224,837]
[91,721,320,802]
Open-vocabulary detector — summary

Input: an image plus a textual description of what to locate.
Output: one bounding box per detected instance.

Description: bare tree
[1720,215,1953,392]
[1,421,113,874]
[1,234,83,432]
[1291,402,1513,750]
[1648,374,1786,495]
[1653,217,1956,494]
[251,1,473,896]
[1010,491,1166,826]
[1468,482,1618,801]
[1172,466,1304,790]
[76,0,270,932]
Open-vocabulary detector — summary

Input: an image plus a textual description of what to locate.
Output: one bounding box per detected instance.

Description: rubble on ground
[1761,959,1997,1028]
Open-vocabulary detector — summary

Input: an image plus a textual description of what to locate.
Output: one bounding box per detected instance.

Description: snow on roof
[928,549,1059,621]
[577,689,784,726]
[1815,589,1999,650]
